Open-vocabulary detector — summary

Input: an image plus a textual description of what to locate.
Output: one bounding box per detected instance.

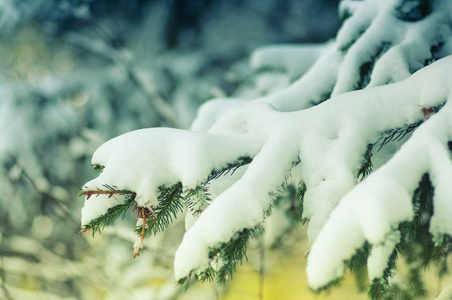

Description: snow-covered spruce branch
[81,55,452,287]
[79,0,452,296]
[80,145,257,258]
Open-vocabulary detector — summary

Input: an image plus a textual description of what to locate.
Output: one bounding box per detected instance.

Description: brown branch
[140,207,146,241]
[78,227,89,234]
[133,207,148,259]
[80,190,136,199]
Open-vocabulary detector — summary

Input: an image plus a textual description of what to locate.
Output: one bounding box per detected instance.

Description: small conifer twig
[132,207,147,259]
[78,227,89,234]
[140,207,146,241]
[80,189,136,200]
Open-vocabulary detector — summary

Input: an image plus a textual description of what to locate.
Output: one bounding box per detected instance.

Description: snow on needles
[307,60,452,289]
[82,56,452,283]
[80,0,452,290]
[83,128,263,209]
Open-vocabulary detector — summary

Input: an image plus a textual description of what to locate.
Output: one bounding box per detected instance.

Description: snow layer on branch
[174,139,301,278]
[80,0,452,287]
[306,60,452,288]
[81,55,452,282]
[332,0,452,96]
[175,57,452,280]
[191,43,342,131]
[83,128,263,210]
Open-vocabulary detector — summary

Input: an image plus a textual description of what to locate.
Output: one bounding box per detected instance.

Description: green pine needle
[212,226,263,285]
[184,185,211,216]
[82,192,136,237]
[206,156,252,182]
[357,144,374,181]
[177,226,263,289]
[91,163,105,175]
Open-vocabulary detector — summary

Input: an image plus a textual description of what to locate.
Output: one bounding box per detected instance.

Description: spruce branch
[373,102,445,151]
[184,185,211,216]
[348,242,371,293]
[383,173,450,297]
[206,156,252,182]
[177,226,263,289]
[374,121,423,151]
[369,247,399,299]
[434,235,452,279]
[81,182,184,258]
[211,226,263,285]
[356,102,445,183]
[79,192,137,236]
[91,163,105,175]
[181,156,254,218]
[80,188,135,200]
[135,182,184,237]
[357,144,374,182]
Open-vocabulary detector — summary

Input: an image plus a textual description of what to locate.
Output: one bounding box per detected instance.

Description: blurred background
[0,0,343,299]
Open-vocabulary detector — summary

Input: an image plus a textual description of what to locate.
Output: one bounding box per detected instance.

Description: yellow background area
[177,225,450,300]
[216,249,449,300]
[221,251,367,300]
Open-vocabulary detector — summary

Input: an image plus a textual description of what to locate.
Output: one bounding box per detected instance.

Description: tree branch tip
[79,227,89,234]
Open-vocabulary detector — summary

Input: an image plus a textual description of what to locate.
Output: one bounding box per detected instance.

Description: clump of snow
[250,42,333,80]
[133,239,144,258]
[82,128,263,212]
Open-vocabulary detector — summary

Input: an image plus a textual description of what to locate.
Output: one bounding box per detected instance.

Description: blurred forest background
[0,0,342,299]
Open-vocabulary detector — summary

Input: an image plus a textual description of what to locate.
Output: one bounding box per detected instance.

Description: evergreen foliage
[369,248,398,299]
[79,185,136,237]
[357,101,445,183]
[178,226,263,289]
[78,0,452,298]
[206,156,253,182]
[81,156,253,239]
[135,182,184,236]
[184,185,211,217]
[386,174,452,298]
